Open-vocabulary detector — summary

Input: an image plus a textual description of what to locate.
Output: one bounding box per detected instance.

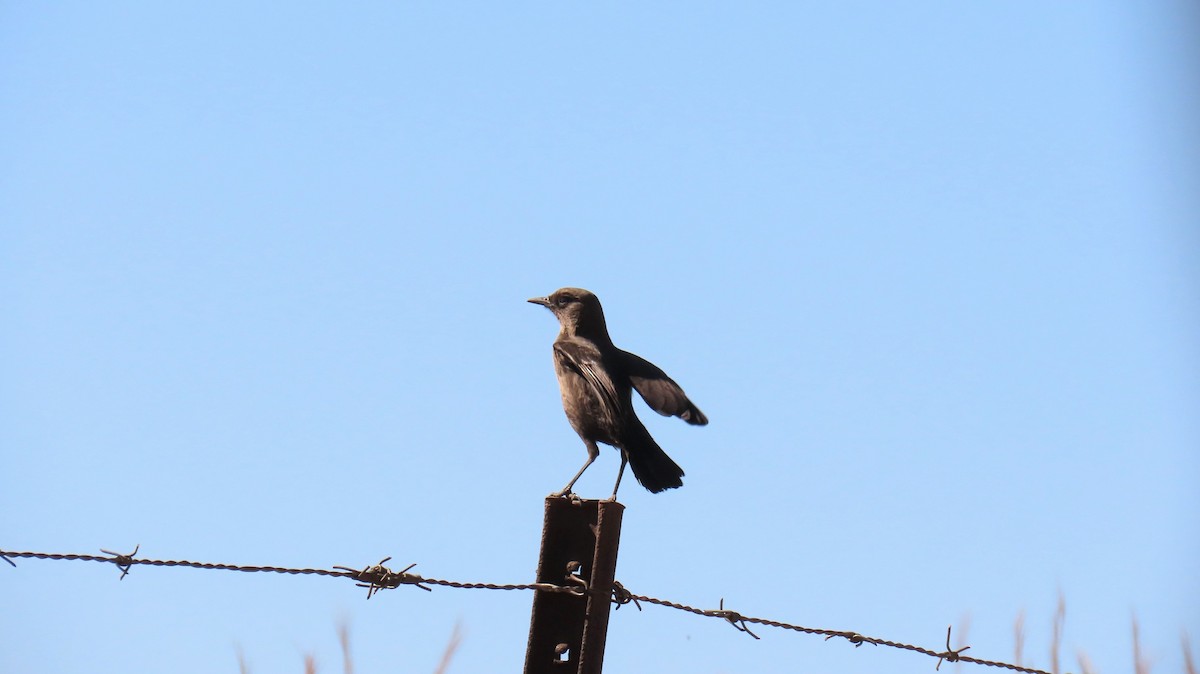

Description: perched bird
[528,287,707,498]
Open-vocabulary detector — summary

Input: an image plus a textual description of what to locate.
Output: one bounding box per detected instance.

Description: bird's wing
[553,341,624,420]
[619,350,708,426]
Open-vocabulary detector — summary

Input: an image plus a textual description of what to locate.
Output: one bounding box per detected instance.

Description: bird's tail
[624,421,685,493]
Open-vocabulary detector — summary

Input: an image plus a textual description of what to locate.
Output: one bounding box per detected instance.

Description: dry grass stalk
[1051,593,1066,674]
[1014,609,1027,667]
[432,622,463,674]
[1076,649,1096,674]
[338,621,353,674]
[957,613,973,673]
[1183,632,1196,674]
[1133,616,1151,674]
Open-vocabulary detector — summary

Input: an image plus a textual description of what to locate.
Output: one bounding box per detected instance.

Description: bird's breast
[551,353,626,445]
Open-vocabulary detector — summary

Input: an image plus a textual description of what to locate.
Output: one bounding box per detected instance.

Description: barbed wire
[1,546,1050,674]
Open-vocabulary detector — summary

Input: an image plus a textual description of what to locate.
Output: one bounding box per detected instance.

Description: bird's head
[528,287,610,340]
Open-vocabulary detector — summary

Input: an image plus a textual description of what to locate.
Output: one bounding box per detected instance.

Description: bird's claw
[552,489,583,504]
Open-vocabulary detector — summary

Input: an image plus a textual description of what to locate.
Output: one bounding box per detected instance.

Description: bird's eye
[555,295,571,306]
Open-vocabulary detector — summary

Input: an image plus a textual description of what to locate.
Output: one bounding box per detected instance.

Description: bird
[528,287,707,498]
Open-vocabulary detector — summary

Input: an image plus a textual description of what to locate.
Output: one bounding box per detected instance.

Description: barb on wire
[825,631,876,648]
[0,546,1051,674]
[99,544,140,580]
[332,557,431,599]
[712,598,760,640]
[936,626,972,670]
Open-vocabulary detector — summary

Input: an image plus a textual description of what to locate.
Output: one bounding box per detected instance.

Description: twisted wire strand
[628,592,1051,674]
[0,547,1052,674]
[1,549,355,578]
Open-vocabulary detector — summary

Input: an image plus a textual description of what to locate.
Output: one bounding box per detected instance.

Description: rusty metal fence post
[524,497,624,674]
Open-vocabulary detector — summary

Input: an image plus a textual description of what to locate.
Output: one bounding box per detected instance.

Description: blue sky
[2,3,1197,673]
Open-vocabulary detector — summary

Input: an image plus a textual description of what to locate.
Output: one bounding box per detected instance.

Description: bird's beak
[528,296,551,307]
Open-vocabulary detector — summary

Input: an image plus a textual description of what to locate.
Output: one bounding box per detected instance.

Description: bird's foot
[551,490,585,505]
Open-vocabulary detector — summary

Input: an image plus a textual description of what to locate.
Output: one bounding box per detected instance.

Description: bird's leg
[609,451,628,501]
[556,440,600,497]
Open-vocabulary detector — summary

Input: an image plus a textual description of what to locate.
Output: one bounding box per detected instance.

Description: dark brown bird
[528,287,707,497]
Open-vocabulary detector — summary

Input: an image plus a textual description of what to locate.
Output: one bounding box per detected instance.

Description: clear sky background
[2,3,1197,674]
